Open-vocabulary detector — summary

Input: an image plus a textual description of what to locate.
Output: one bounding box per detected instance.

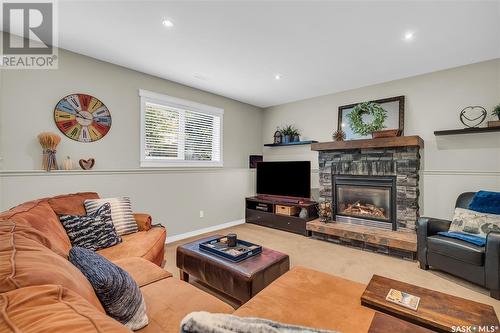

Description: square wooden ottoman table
[176,235,290,304]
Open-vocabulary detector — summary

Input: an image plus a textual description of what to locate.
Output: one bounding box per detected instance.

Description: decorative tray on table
[199,236,262,262]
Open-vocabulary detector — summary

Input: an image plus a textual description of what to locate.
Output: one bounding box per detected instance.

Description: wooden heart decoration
[459,106,487,128]
[79,158,95,170]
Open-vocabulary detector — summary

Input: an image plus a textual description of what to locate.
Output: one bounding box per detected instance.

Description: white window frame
[139,89,224,168]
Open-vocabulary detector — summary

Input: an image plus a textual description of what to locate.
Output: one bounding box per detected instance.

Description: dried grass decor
[37,132,61,171]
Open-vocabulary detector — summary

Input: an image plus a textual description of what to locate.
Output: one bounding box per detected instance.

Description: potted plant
[280,125,292,143]
[492,104,500,120]
[280,125,300,143]
[290,128,301,142]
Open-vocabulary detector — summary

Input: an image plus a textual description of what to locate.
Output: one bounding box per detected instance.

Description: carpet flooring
[164,223,500,316]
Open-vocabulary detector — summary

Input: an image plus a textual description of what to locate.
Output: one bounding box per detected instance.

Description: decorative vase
[293,135,300,142]
[283,135,291,143]
[42,150,58,171]
[37,132,61,172]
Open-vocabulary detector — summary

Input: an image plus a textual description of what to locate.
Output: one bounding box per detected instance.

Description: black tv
[256,161,311,199]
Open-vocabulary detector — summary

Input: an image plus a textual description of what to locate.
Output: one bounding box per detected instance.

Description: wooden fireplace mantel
[311,135,424,151]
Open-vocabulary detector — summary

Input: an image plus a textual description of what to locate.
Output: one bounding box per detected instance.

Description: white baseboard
[165,219,246,244]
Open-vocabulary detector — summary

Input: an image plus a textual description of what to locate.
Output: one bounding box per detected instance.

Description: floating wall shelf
[434,126,500,136]
[311,136,424,151]
[264,140,318,147]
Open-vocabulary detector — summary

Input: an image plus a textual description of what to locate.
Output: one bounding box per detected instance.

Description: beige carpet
[164,223,500,316]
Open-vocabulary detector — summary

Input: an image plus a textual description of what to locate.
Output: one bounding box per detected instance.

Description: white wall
[263,59,500,219]
[0,48,263,237]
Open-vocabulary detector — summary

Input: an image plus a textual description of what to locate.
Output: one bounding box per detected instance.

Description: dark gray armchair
[417,192,500,299]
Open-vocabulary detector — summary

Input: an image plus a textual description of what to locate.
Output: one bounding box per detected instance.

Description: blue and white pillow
[69,247,148,330]
[448,207,500,238]
[59,203,121,251]
[85,197,138,236]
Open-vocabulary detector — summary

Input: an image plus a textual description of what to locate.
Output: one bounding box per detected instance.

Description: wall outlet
[199,210,204,218]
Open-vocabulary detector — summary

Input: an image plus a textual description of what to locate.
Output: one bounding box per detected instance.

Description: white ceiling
[57,1,500,108]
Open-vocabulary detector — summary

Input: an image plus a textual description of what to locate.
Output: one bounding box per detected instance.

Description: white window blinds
[140,90,223,167]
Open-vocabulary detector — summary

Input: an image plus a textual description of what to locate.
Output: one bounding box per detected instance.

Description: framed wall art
[337,96,405,140]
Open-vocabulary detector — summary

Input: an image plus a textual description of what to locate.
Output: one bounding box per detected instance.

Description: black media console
[245,196,318,236]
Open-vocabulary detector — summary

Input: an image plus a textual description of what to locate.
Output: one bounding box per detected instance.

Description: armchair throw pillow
[448,207,500,238]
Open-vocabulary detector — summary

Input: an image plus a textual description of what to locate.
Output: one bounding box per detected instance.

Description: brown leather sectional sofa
[0,192,377,333]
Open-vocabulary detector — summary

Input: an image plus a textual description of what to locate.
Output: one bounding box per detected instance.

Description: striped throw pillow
[59,203,122,251]
[69,247,148,331]
[85,197,138,236]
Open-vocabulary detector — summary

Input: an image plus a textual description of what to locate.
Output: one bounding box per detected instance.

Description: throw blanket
[180,312,339,333]
[468,190,500,215]
[437,231,486,246]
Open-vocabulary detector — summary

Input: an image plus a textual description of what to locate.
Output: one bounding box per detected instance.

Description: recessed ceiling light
[274,74,281,80]
[404,31,414,41]
[162,18,174,28]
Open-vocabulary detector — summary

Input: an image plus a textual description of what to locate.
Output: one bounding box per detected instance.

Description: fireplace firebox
[333,175,397,230]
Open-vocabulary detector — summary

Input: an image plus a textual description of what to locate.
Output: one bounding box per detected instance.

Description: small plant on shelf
[280,125,301,143]
[492,103,500,120]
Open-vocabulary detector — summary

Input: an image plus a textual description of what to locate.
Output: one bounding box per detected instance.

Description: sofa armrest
[416,217,451,268]
[133,213,152,231]
[485,231,500,293]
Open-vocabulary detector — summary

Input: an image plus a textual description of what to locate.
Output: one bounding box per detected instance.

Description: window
[140,89,223,167]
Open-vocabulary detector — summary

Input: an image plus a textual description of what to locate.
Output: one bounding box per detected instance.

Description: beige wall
[0,48,263,237]
[1,46,499,235]
[0,48,263,170]
[263,59,500,219]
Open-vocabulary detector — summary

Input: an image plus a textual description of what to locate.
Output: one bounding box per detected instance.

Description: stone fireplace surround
[317,140,422,232]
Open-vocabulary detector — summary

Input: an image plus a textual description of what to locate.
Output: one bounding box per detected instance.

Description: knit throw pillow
[448,207,500,238]
[59,203,122,251]
[85,197,138,236]
[69,247,148,331]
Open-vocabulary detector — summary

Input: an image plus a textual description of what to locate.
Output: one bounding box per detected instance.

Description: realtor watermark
[452,325,499,333]
[1,0,58,69]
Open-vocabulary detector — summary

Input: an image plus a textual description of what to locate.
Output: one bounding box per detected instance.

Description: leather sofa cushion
[113,257,172,287]
[48,192,100,215]
[137,277,233,333]
[233,266,375,333]
[0,285,131,333]
[0,220,105,312]
[0,200,71,257]
[427,235,485,266]
[97,227,166,266]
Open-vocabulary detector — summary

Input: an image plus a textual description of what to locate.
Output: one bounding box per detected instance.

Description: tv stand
[255,195,301,204]
[245,196,318,236]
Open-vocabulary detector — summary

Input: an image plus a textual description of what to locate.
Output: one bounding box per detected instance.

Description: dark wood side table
[361,275,499,333]
[176,235,290,304]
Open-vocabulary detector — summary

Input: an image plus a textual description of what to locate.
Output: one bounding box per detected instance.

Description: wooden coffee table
[368,313,434,333]
[361,275,499,332]
[176,235,289,304]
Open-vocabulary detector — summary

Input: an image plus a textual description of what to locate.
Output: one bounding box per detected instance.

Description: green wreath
[347,102,387,136]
